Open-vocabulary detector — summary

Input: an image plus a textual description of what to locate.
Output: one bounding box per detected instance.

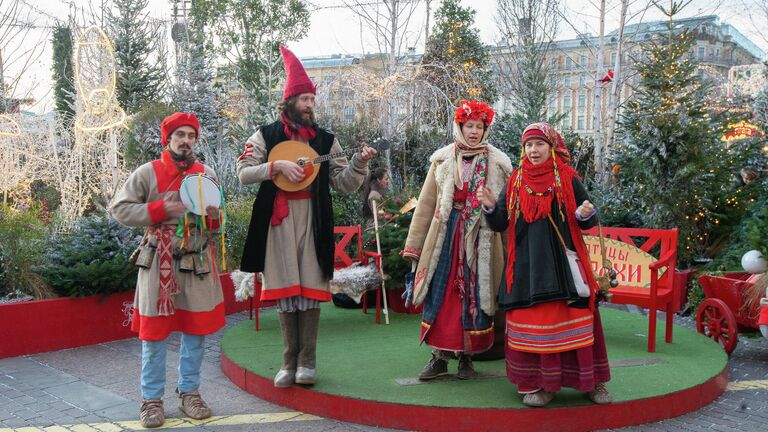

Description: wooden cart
[696,272,762,354]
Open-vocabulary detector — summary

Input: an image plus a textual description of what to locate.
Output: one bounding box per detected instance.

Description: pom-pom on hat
[280,45,316,100]
[454,100,495,127]
[160,112,200,146]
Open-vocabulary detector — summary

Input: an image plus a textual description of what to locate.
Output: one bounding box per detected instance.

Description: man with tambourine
[237,45,376,388]
[111,112,225,428]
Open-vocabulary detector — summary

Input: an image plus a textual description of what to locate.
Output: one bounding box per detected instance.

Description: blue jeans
[141,333,205,400]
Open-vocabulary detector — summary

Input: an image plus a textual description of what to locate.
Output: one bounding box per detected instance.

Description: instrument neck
[313,151,347,164]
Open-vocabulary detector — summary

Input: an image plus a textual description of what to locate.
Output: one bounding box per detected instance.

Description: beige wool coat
[403,143,512,316]
[110,158,225,341]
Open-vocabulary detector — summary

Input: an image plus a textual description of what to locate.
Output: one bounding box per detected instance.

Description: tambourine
[180,174,221,216]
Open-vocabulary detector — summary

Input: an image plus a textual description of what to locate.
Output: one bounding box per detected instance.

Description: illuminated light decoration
[0,26,127,216]
[55,25,127,225]
[721,121,763,143]
[0,114,28,196]
[0,115,22,137]
[74,26,127,132]
[0,114,58,200]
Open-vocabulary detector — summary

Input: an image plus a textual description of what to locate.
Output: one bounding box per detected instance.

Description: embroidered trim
[506,314,594,330]
[402,245,422,257]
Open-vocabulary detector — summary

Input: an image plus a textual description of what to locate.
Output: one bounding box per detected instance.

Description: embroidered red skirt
[505,303,610,392]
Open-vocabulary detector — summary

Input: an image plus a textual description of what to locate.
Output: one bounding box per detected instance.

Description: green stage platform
[221,304,728,431]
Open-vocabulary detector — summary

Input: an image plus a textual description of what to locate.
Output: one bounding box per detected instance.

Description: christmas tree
[614,1,748,263]
[706,66,768,270]
[362,196,413,287]
[421,0,495,108]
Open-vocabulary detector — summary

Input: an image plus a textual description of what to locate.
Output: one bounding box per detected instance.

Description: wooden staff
[371,198,390,324]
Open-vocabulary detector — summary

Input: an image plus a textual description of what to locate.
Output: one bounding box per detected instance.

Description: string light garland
[74,26,127,133]
[55,25,128,226]
[0,115,22,137]
[0,115,60,202]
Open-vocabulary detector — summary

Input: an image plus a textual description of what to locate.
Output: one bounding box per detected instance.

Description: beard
[168,147,196,169]
[286,104,315,127]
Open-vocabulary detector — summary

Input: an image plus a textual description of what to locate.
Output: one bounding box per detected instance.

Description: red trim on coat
[260,285,332,302]
[147,199,167,224]
[152,152,205,193]
[131,302,226,341]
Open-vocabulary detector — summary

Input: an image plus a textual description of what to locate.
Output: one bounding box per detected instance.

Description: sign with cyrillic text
[582,236,668,288]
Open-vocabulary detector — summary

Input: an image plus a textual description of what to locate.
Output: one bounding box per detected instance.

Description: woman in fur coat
[402,100,512,380]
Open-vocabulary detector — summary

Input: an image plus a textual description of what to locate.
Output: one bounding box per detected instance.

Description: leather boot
[456,353,478,380]
[417,349,449,381]
[296,308,321,385]
[274,312,299,388]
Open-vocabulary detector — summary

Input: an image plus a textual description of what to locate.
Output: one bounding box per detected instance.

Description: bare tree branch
[0,0,49,112]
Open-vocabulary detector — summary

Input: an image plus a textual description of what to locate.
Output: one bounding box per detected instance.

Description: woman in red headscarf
[478,122,612,407]
[403,100,512,380]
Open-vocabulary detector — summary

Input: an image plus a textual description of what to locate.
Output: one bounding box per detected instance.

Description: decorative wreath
[454,99,495,127]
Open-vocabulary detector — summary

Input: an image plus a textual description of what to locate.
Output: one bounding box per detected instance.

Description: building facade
[492,15,764,136]
[296,15,764,134]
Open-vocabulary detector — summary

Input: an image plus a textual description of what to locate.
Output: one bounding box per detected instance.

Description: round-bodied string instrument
[269,138,390,192]
[180,174,222,215]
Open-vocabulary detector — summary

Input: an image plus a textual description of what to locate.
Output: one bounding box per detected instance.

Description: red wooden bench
[334,225,385,323]
[582,226,679,353]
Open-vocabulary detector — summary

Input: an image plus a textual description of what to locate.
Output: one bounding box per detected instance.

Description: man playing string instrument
[237,45,376,388]
[110,112,225,428]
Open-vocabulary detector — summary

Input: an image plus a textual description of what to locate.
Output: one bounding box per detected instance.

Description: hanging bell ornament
[610,278,620,288]
[609,268,618,278]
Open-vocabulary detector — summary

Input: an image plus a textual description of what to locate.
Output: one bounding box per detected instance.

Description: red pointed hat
[280,45,316,100]
[160,112,200,146]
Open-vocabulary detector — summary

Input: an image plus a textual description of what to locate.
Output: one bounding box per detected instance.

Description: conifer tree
[191,0,310,125]
[108,0,165,114]
[614,1,743,262]
[51,25,75,127]
[421,0,495,109]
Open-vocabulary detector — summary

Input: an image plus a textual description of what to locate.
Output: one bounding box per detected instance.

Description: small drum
[180,174,221,215]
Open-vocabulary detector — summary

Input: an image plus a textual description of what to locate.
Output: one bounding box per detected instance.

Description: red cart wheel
[696,298,738,354]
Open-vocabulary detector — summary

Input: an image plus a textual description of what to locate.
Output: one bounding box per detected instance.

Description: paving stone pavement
[1,307,767,432]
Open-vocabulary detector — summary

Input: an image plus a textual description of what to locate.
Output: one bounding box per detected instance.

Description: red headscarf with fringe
[504,122,598,309]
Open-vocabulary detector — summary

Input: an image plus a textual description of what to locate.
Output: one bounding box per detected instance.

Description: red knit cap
[160,112,200,146]
[280,45,316,100]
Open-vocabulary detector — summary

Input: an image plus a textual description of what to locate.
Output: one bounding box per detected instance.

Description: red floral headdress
[454,100,495,127]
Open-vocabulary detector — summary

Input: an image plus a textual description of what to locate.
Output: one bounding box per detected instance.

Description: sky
[4,0,767,114]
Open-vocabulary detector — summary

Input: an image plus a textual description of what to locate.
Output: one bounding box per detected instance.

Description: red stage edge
[221,353,728,432]
[0,273,252,359]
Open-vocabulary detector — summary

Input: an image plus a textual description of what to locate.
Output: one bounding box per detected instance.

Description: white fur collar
[428,143,513,222]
